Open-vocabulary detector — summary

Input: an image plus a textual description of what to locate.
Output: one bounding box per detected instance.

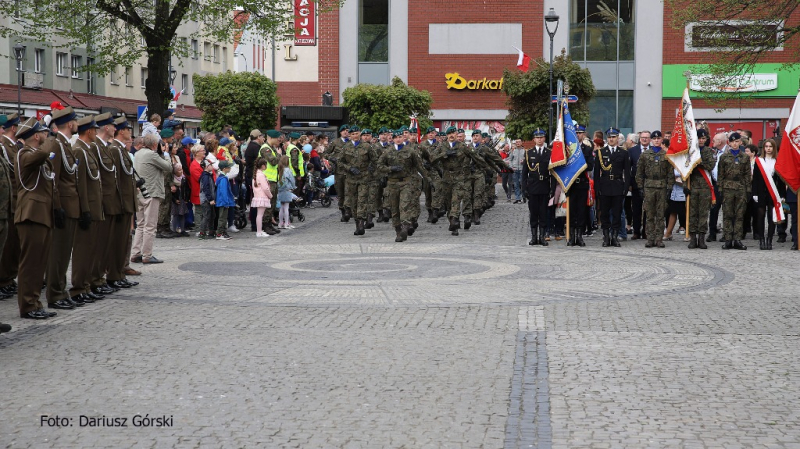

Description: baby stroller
[301,171,333,208]
[288,196,306,223]
[233,184,249,230]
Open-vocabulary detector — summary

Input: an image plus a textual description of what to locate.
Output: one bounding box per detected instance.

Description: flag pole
[683,72,692,237]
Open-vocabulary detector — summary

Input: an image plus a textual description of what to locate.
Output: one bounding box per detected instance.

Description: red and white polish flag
[777,90,800,195]
[513,46,530,73]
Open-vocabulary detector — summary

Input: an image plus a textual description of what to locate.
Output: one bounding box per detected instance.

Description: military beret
[94,112,114,127]
[76,116,100,133]
[437,131,446,137]
[265,129,282,138]
[338,124,349,132]
[426,126,436,133]
[362,128,372,135]
[348,126,360,133]
[0,115,6,127]
[378,126,389,134]
[651,130,663,138]
[532,128,546,137]
[697,129,709,139]
[409,127,417,133]
[605,127,620,137]
[576,124,587,132]
[113,117,131,130]
[446,126,457,134]
[457,128,465,134]
[728,132,742,142]
[2,113,20,129]
[481,133,489,138]
[16,117,46,140]
[398,125,408,132]
[392,129,403,138]
[471,129,482,136]
[52,107,78,126]
[288,132,302,139]
[160,127,175,138]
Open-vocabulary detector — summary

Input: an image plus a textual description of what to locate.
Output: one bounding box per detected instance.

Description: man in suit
[593,127,632,247]
[522,128,554,246]
[0,113,22,297]
[14,118,58,319]
[627,131,651,240]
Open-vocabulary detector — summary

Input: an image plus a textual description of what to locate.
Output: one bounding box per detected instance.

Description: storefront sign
[662,64,799,98]
[445,73,503,90]
[690,73,777,93]
[686,21,783,51]
[294,0,316,46]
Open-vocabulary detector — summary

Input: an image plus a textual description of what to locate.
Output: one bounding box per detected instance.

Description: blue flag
[551,100,588,191]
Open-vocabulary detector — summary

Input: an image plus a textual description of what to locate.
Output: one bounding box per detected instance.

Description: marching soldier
[418,126,439,223]
[70,116,106,304]
[467,130,489,228]
[0,113,21,298]
[478,132,509,220]
[339,127,379,236]
[107,118,139,288]
[44,107,86,310]
[718,132,751,250]
[593,127,631,247]
[400,126,423,229]
[635,134,674,248]
[14,118,57,319]
[522,129,554,246]
[372,127,392,223]
[326,124,351,222]
[686,129,716,249]
[566,124,594,247]
[92,113,121,295]
[360,129,378,229]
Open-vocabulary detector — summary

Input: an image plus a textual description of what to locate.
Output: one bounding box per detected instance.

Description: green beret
[0,115,7,127]
[409,127,417,133]
[457,128,465,134]
[446,126,457,134]
[392,130,403,138]
[338,124,349,132]
[362,128,372,135]
[378,126,389,134]
[481,133,489,138]
[437,131,446,137]
[160,128,174,138]
[288,132,301,139]
[471,129,481,136]
[399,125,409,132]
[349,125,361,132]
[426,126,436,133]
[266,129,281,138]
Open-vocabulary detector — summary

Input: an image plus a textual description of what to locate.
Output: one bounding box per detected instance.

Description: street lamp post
[234,52,248,72]
[13,43,26,116]
[545,8,560,143]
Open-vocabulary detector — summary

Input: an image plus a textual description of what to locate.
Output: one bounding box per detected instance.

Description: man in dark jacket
[244,130,265,232]
[593,127,632,247]
[522,128,555,246]
[627,130,651,239]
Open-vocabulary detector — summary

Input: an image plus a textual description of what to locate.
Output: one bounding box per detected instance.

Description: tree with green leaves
[502,51,595,141]
[193,71,279,136]
[0,0,335,116]
[342,77,433,131]
[664,0,800,101]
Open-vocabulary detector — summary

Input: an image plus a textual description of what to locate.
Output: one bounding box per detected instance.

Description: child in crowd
[171,163,190,236]
[197,161,216,240]
[277,155,296,230]
[251,158,273,237]
[215,161,236,240]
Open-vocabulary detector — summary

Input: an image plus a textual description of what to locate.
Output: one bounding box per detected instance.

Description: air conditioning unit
[23,72,44,89]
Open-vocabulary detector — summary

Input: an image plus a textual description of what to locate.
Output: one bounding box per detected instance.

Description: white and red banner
[549,100,566,169]
[667,87,702,181]
[754,157,786,223]
[512,46,530,73]
[294,0,316,46]
[777,90,800,194]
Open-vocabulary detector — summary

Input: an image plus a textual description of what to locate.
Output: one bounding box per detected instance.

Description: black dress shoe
[66,297,84,307]
[92,286,113,295]
[80,294,96,304]
[50,300,76,310]
[22,310,47,319]
[123,279,139,287]
[102,283,120,292]
[110,280,131,289]
[86,292,105,301]
[40,309,57,317]
[0,291,11,300]
[70,294,87,306]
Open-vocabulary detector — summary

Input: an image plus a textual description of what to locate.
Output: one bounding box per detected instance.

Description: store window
[570,0,635,62]
[587,90,634,136]
[359,0,388,62]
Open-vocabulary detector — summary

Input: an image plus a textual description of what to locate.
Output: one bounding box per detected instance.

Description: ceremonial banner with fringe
[551,100,587,191]
[667,87,702,181]
[776,90,800,194]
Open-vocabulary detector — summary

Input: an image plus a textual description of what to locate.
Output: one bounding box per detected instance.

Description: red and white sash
[754,157,785,223]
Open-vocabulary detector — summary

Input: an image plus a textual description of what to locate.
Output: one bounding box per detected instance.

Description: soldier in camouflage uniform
[372,127,392,222]
[635,140,674,248]
[325,124,351,222]
[430,126,491,235]
[686,129,716,249]
[430,131,447,221]
[400,127,423,229]
[718,132,751,250]
[340,126,379,235]
[476,132,509,222]
[466,130,488,227]
[377,130,429,242]
[418,126,440,223]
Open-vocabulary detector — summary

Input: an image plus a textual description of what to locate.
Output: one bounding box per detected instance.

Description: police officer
[326,124,351,221]
[635,136,674,248]
[718,132,751,249]
[340,126,378,236]
[686,129,716,249]
[0,113,22,297]
[14,118,57,319]
[593,127,632,247]
[522,129,554,246]
[566,124,594,247]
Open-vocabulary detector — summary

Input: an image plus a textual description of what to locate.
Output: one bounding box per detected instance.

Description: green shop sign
[662,64,800,98]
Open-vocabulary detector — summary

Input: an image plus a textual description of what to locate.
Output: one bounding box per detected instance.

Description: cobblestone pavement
[2,192,799,448]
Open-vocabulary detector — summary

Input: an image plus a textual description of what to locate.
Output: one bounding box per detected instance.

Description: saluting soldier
[566,124,594,247]
[70,116,106,304]
[593,127,632,247]
[0,113,22,297]
[718,132,751,250]
[44,107,87,309]
[107,117,139,288]
[686,129,716,249]
[92,112,121,295]
[326,124,351,222]
[522,129,554,246]
[14,118,57,319]
[635,135,674,248]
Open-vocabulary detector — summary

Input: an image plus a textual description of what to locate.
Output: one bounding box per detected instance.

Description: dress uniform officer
[635,138,674,248]
[107,117,139,289]
[0,113,22,297]
[522,129,554,246]
[44,107,87,309]
[0,115,12,303]
[14,118,57,319]
[718,132,751,250]
[686,129,716,249]
[340,127,379,236]
[326,124,351,222]
[593,127,632,247]
[566,124,594,247]
[92,112,121,295]
[70,116,106,303]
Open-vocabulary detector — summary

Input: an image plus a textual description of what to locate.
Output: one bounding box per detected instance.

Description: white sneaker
[285,225,296,229]
[228,225,240,233]
[256,232,269,238]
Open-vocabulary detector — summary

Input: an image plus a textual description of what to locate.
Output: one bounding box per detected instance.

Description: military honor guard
[92,113,121,295]
[593,127,632,247]
[0,115,13,306]
[566,125,594,247]
[686,129,716,249]
[718,132,751,250]
[522,129,554,246]
[635,132,674,248]
[0,113,22,297]
[107,118,139,288]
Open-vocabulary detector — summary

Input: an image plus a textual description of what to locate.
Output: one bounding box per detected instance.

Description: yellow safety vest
[258,143,279,182]
[287,143,305,177]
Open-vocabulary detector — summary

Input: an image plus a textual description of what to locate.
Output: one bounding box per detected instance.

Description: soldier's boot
[767,234,774,250]
[722,240,734,250]
[430,209,440,224]
[539,228,548,247]
[697,234,708,249]
[759,237,766,250]
[354,219,365,236]
[577,231,586,247]
[437,209,447,218]
[401,223,412,241]
[473,212,481,225]
[463,216,472,230]
[656,235,665,248]
[340,209,348,222]
[733,240,747,250]
[451,219,460,236]
[426,209,434,223]
[611,231,622,247]
[706,233,717,242]
[343,208,353,222]
[529,227,538,246]
[566,228,574,247]
[448,217,458,232]
[792,241,798,250]
[688,234,697,249]
[365,214,375,229]
[407,221,416,236]
[602,229,610,247]
[394,225,405,242]
[377,209,384,223]
[412,218,419,229]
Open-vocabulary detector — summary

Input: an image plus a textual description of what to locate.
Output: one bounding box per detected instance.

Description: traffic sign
[552,95,579,103]
[137,105,148,123]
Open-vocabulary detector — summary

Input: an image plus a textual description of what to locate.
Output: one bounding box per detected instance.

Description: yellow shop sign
[445,73,504,90]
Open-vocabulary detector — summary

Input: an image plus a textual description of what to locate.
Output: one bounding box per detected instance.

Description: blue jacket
[215,174,236,207]
[199,171,215,204]
[277,168,296,204]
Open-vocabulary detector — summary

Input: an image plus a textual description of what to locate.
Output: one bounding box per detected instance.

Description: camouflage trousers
[345,178,371,219]
[722,188,747,241]
[688,186,712,234]
[643,187,668,243]
[386,178,415,227]
[485,174,497,205]
[440,174,470,219]
[157,188,172,232]
[368,179,382,214]
[469,174,486,213]
[423,170,441,212]
[335,172,348,211]
[410,176,423,219]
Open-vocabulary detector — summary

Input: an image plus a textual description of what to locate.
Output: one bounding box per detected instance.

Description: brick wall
[660,97,795,131]
[407,0,544,112]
